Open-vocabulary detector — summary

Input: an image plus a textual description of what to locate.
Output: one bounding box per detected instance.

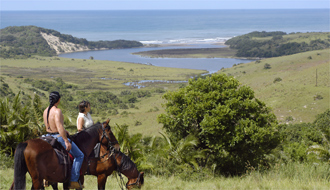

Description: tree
[158,74,280,174]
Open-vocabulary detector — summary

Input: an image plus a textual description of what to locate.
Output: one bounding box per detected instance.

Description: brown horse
[10,119,119,190]
[49,143,144,190]
[87,144,144,189]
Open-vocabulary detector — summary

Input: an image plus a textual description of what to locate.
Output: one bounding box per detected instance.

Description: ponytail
[47,91,61,124]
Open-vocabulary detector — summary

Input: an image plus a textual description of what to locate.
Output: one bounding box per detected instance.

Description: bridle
[100,122,141,189]
[126,172,142,188]
[100,123,118,148]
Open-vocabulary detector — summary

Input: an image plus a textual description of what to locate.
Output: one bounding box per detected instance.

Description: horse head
[126,172,144,189]
[100,119,120,152]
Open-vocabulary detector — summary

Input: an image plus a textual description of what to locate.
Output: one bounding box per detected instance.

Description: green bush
[273,77,282,83]
[264,63,271,69]
[158,73,280,175]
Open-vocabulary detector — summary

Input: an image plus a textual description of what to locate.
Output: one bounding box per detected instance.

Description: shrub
[135,120,142,126]
[273,77,282,83]
[264,63,271,69]
[285,116,294,122]
[314,94,323,100]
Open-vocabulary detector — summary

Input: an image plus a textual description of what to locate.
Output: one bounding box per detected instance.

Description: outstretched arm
[55,109,72,151]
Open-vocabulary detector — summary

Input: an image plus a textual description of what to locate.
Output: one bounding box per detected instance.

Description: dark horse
[10,119,119,190]
[49,140,144,189]
[86,144,144,189]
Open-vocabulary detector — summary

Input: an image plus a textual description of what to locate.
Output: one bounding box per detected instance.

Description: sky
[1,0,329,10]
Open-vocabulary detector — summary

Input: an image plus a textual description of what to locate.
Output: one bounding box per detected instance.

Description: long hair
[47,91,61,124]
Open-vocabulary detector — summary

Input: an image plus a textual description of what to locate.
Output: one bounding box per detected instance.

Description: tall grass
[1,161,329,189]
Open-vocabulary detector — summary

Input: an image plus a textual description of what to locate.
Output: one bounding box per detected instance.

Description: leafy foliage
[307,109,330,161]
[158,74,280,174]
[275,123,323,162]
[0,92,45,154]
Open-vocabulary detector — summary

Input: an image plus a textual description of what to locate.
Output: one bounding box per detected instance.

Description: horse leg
[30,177,44,190]
[63,182,70,190]
[97,174,108,190]
[50,182,58,190]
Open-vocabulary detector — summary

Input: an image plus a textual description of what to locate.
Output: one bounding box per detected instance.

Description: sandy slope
[40,32,90,55]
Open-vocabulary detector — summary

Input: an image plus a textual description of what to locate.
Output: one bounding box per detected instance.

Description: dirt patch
[40,32,91,55]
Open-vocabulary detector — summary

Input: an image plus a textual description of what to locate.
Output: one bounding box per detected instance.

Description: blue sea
[1,9,329,73]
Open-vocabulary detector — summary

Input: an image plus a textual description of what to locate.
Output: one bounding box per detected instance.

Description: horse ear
[106,118,110,124]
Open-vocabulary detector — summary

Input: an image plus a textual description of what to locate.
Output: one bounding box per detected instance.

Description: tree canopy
[158,74,280,174]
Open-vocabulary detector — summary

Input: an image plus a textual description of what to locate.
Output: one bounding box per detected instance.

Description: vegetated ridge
[0,25,143,58]
[225,31,330,58]
[133,31,330,59]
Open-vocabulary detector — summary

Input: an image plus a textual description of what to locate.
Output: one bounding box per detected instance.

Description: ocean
[1,9,329,73]
[1,9,329,44]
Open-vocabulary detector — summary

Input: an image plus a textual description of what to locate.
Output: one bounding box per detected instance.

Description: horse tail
[13,142,28,190]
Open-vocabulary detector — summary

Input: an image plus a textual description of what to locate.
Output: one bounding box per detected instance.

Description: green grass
[218,49,330,124]
[0,56,205,91]
[251,32,330,43]
[2,162,330,190]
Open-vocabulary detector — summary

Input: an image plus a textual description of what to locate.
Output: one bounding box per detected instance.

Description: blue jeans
[45,134,84,182]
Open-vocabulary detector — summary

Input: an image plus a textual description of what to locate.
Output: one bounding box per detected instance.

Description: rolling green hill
[218,48,329,123]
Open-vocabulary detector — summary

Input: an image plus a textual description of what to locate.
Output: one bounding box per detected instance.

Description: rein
[114,153,127,190]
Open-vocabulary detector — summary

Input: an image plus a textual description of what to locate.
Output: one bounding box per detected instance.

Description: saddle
[40,136,73,181]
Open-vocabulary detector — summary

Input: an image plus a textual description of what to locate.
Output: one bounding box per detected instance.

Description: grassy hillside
[218,48,330,123]
[0,57,205,136]
[1,49,329,134]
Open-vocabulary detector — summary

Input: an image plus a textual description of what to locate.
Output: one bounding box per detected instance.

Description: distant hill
[0,25,143,58]
[225,31,330,58]
[217,48,329,123]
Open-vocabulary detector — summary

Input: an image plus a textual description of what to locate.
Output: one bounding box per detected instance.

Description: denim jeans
[45,134,84,182]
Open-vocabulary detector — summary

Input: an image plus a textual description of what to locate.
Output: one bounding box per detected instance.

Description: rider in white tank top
[77,112,94,129]
[77,100,94,131]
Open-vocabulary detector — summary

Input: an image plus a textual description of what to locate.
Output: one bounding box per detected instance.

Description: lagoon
[59,44,255,73]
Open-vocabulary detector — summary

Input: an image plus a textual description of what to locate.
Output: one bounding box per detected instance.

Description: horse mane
[118,152,137,172]
[71,122,102,146]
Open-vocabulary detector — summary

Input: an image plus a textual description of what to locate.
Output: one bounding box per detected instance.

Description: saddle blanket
[40,136,73,181]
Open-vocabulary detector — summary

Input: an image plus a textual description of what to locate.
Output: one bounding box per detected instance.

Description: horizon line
[2,8,330,11]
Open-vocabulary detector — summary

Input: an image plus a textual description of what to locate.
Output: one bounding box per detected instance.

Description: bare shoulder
[54,107,63,115]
